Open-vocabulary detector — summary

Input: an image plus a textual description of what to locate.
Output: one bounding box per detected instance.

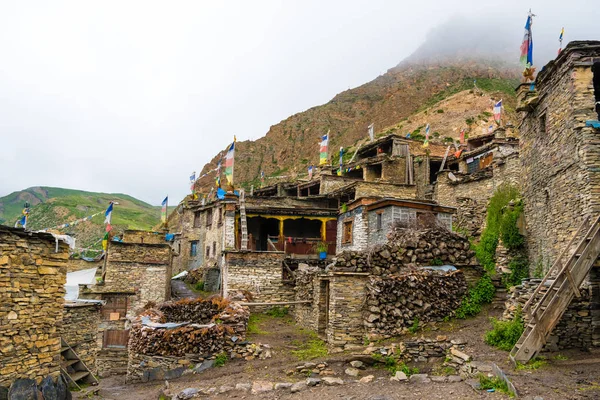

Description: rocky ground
[76,303,600,400]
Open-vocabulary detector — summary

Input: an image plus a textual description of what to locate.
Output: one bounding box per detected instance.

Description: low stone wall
[224,251,294,303]
[60,303,101,373]
[293,268,321,332]
[326,273,368,351]
[0,227,68,387]
[365,270,467,338]
[504,272,600,350]
[97,349,128,378]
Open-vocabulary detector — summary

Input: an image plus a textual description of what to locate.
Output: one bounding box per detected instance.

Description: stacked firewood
[365,270,467,336]
[130,297,249,357]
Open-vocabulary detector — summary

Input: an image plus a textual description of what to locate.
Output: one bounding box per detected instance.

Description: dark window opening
[345,168,363,179]
[190,240,198,257]
[283,218,321,239]
[206,246,210,258]
[429,160,442,184]
[539,112,547,134]
[247,217,280,251]
[376,212,383,230]
[206,208,213,228]
[194,212,201,228]
[218,207,223,226]
[365,163,383,181]
[212,241,217,256]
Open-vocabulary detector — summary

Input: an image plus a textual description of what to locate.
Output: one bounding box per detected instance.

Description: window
[206,208,213,228]
[376,212,383,230]
[206,246,211,258]
[177,243,181,254]
[102,295,128,320]
[193,212,201,228]
[212,241,217,256]
[190,240,198,257]
[342,220,353,244]
[218,207,223,226]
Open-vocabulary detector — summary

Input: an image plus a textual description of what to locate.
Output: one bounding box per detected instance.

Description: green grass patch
[516,357,548,371]
[455,274,496,319]
[247,314,269,335]
[214,352,228,367]
[484,309,524,351]
[553,354,568,360]
[291,336,328,361]
[373,354,419,376]
[408,317,420,334]
[478,374,514,397]
[265,306,289,318]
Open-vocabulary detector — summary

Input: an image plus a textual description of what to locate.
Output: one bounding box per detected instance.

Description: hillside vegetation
[0,187,163,249]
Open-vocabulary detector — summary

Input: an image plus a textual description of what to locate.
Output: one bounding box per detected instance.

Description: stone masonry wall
[224,251,294,303]
[123,230,165,244]
[60,303,101,373]
[519,43,600,268]
[504,269,600,350]
[326,273,368,351]
[336,206,368,253]
[0,227,68,387]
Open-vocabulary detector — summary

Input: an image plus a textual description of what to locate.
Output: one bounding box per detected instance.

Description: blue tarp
[216,187,226,199]
[165,233,175,241]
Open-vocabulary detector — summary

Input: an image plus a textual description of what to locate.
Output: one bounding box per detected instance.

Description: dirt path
[170,279,200,299]
[79,306,600,400]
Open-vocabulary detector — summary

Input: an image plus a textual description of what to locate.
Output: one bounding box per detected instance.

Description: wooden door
[103,329,129,349]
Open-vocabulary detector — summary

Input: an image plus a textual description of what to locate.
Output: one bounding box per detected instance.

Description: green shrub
[484,310,524,351]
[455,275,495,319]
[478,375,513,397]
[214,352,228,367]
[431,257,443,266]
[503,256,529,288]
[194,281,205,291]
[382,356,419,376]
[500,201,525,250]
[436,109,444,113]
[408,317,420,334]
[265,306,289,318]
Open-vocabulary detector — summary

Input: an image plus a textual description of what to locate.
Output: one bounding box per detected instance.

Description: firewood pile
[129,297,249,357]
[184,268,203,285]
[365,269,467,336]
[332,227,476,275]
[294,269,317,301]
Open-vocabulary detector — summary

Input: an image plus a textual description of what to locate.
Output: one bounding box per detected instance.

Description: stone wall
[123,230,165,244]
[0,227,68,387]
[223,251,294,302]
[336,206,368,253]
[354,182,417,199]
[518,42,600,268]
[504,270,600,350]
[67,258,103,273]
[326,273,368,351]
[60,303,101,373]
[365,270,468,339]
[293,267,325,333]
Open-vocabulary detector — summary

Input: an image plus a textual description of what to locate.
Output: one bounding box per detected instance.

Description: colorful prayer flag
[189,171,196,193]
[493,100,502,123]
[260,171,265,186]
[520,12,534,67]
[216,161,222,188]
[558,27,564,54]
[225,141,235,186]
[102,232,109,251]
[488,125,494,133]
[308,165,313,180]
[104,203,113,225]
[319,132,329,165]
[459,128,465,144]
[368,123,374,141]
[422,124,430,148]
[339,147,344,169]
[161,196,168,223]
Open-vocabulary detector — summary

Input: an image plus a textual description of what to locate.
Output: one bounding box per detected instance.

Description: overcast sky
[0,1,597,205]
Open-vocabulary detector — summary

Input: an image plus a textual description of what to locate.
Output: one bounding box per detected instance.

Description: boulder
[8,379,37,400]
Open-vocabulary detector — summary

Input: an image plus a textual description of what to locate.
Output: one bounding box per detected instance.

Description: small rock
[176,388,199,400]
[409,374,431,384]
[447,375,463,383]
[235,383,251,392]
[251,381,273,394]
[430,376,447,383]
[274,383,292,390]
[303,362,317,369]
[193,359,214,374]
[450,347,471,362]
[290,382,307,393]
[306,378,321,387]
[350,361,365,369]
[218,385,234,394]
[345,367,360,377]
[390,371,408,382]
[450,338,467,345]
[322,377,344,386]
[359,375,374,383]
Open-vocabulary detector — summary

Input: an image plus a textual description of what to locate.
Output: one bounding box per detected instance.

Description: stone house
[79,233,172,376]
[0,226,69,388]
[336,197,455,253]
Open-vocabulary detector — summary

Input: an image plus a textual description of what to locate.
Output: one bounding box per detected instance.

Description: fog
[0,1,598,205]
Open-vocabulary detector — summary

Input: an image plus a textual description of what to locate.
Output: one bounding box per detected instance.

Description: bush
[265,306,289,318]
[503,256,529,288]
[455,275,495,319]
[500,201,525,250]
[408,317,420,334]
[478,375,513,397]
[484,310,524,351]
[214,352,228,367]
[194,281,205,291]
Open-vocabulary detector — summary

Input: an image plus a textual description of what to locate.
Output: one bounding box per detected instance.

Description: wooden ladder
[510,215,600,364]
[60,337,99,390]
[240,189,248,250]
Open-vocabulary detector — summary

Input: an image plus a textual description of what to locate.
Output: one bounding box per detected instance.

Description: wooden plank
[240,301,311,306]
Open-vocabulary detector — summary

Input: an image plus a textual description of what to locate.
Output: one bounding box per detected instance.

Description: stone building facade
[517,41,600,268]
[0,226,68,387]
[60,302,101,374]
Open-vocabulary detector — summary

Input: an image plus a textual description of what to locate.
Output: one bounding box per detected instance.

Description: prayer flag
[319,132,329,165]
[189,171,196,192]
[102,232,109,251]
[104,203,113,225]
[520,12,534,67]
[422,124,430,148]
[339,147,344,169]
[493,100,502,123]
[488,125,494,133]
[459,128,465,144]
[216,161,222,187]
[225,141,235,186]
[308,165,313,180]
[368,123,374,141]
[161,196,168,223]
[558,27,564,54]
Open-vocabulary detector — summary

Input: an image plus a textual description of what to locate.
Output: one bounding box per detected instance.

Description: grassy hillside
[0,187,165,249]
